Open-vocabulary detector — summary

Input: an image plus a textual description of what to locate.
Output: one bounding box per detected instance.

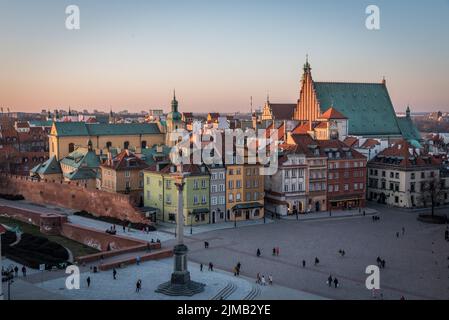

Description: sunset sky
[0,0,448,114]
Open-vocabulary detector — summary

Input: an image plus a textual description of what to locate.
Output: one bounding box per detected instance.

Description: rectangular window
[193,195,199,205]
[146,177,150,185]
[211,185,217,193]
[202,195,207,204]
[211,197,217,205]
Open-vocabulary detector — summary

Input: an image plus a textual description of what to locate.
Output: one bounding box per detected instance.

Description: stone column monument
[156,166,205,296]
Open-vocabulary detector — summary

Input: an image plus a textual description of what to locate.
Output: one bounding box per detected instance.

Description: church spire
[303,54,311,73]
[171,89,178,113]
[406,105,411,118]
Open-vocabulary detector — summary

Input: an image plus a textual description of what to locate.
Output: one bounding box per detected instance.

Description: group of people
[256,247,281,257]
[200,262,215,272]
[105,225,117,235]
[338,249,346,257]
[372,215,381,222]
[256,273,273,286]
[299,257,320,268]
[1,265,27,278]
[327,275,339,288]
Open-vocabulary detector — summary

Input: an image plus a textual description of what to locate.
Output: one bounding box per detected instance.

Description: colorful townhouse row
[142,161,265,226]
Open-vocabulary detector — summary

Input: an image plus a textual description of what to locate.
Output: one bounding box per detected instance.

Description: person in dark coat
[327,275,333,287]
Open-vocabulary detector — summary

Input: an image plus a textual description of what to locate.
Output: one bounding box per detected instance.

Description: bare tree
[419,177,445,216]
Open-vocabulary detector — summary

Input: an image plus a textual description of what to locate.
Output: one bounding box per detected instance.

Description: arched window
[68,143,75,153]
[124,141,129,149]
[141,140,147,149]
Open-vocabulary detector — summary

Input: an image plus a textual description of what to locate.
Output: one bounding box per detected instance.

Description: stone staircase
[211,282,237,300]
[243,285,261,300]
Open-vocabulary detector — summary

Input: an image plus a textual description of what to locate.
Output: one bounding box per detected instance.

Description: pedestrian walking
[237,262,241,270]
[113,268,117,280]
[136,256,141,265]
[87,276,91,288]
[208,262,214,271]
[268,275,273,285]
[14,266,18,277]
[200,263,203,272]
[136,279,142,293]
[302,260,306,268]
[257,248,261,257]
[272,247,276,256]
[122,224,126,233]
[376,256,381,267]
[327,275,333,287]
[396,232,400,238]
[261,275,266,286]
[276,247,280,256]
[381,260,386,269]
[314,257,320,266]
[333,277,339,288]
[256,273,261,284]
[21,266,27,277]
[402,227,405,236]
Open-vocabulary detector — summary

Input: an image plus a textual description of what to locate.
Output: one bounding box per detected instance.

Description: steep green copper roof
[60,147,100,169]
[397,116,422,142]
[53,122,161,137]
[31,156,62,175]
[141,145,172,165]
[314,82,402,136]
[64,168,97,180]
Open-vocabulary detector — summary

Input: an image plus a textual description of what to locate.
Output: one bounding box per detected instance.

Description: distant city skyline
[0,0,448,114]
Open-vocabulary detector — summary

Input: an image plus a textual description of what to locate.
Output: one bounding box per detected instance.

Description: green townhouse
[143,162,210,226]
